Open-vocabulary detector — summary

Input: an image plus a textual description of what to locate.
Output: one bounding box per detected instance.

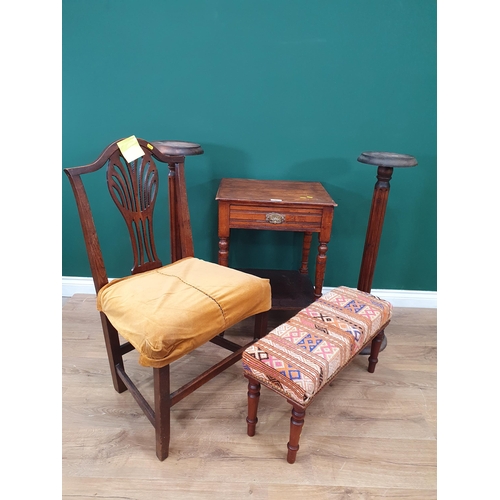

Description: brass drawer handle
[266,212,286,224]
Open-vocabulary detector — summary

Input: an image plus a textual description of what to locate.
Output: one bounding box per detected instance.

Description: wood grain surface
[62,295,436,499]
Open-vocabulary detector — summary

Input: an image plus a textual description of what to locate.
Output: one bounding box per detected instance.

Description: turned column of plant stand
[356,151,417,354]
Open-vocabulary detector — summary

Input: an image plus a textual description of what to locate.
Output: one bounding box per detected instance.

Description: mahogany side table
[216,178,337,311]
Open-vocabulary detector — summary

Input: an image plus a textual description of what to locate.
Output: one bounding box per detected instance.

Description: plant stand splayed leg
[356,151,417,355]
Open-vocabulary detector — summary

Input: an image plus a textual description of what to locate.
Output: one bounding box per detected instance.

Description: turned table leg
[299,232,313,275]
[314,240,329,298]
[217,200,230,267]
[314,207,334,299]
[218,236,229,267]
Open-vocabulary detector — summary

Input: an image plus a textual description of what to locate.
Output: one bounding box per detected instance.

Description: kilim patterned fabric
[242,286,392,405]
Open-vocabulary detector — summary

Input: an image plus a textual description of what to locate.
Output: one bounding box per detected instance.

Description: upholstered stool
[242,286,392,463]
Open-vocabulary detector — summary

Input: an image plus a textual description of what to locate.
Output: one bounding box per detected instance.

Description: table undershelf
[238,268,316,311]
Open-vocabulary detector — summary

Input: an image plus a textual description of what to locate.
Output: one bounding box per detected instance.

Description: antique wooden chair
[64,137,271,460]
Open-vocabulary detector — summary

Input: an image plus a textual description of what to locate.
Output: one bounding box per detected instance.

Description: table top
[216,178,337,206]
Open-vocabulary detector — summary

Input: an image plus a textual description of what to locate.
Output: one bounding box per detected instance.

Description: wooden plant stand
[356,151,417,354]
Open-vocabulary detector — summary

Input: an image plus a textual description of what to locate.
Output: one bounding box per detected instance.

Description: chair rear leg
[368,329,385,373]
[100,314,127,393]
[287,404,306,464]
[254,310,269,340]
[246,377,261,436]
[154,365,171,461]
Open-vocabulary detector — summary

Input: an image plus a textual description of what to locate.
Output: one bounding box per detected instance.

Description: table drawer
[229,204,324,231]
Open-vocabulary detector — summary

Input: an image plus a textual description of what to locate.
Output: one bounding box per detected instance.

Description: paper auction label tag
[117,135,145,163]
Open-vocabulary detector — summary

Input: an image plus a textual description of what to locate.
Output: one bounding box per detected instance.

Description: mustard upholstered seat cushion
[97,257,271,368]
[242,287,392,405]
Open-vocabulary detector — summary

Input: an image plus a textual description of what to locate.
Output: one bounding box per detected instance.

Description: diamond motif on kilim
[314,343,337,358]
[280,327,307,343]
[266,355,286,371]
[324,294,347,308]
[324,316,350,331]
[344,325,362,341]
[273,322,294,336]
[282,369,301,380]
[344,300,366,314]
[255,350,270,361]
[296,315,317,329]
[245,344,271,361]
[297,334,323,352]
[324,331,353,364]
[300,307,326,319]
[358,305,379,320]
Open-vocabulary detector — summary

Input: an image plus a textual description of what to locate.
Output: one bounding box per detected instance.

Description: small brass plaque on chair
[266,212,286,224]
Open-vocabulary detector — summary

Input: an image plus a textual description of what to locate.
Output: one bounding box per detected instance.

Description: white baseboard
[63,276,99,297]
[62,277,436,309]
[322,287,436,308]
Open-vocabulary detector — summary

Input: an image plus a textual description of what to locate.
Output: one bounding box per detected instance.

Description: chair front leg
[246,377,261,436]
[100,313,127,393]
[154,365,171,461]
[368,329,385,373]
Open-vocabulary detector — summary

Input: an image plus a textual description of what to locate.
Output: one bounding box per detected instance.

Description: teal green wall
[63,0,436,291]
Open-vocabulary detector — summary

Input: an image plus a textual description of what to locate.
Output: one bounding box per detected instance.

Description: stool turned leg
[287,405,306,464]
[246,378,261,436]
[368,330,385,373]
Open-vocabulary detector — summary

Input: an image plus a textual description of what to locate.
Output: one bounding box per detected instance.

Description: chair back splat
[65,139,193,289]
[106,146,163,274]
[64,138,272,461]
